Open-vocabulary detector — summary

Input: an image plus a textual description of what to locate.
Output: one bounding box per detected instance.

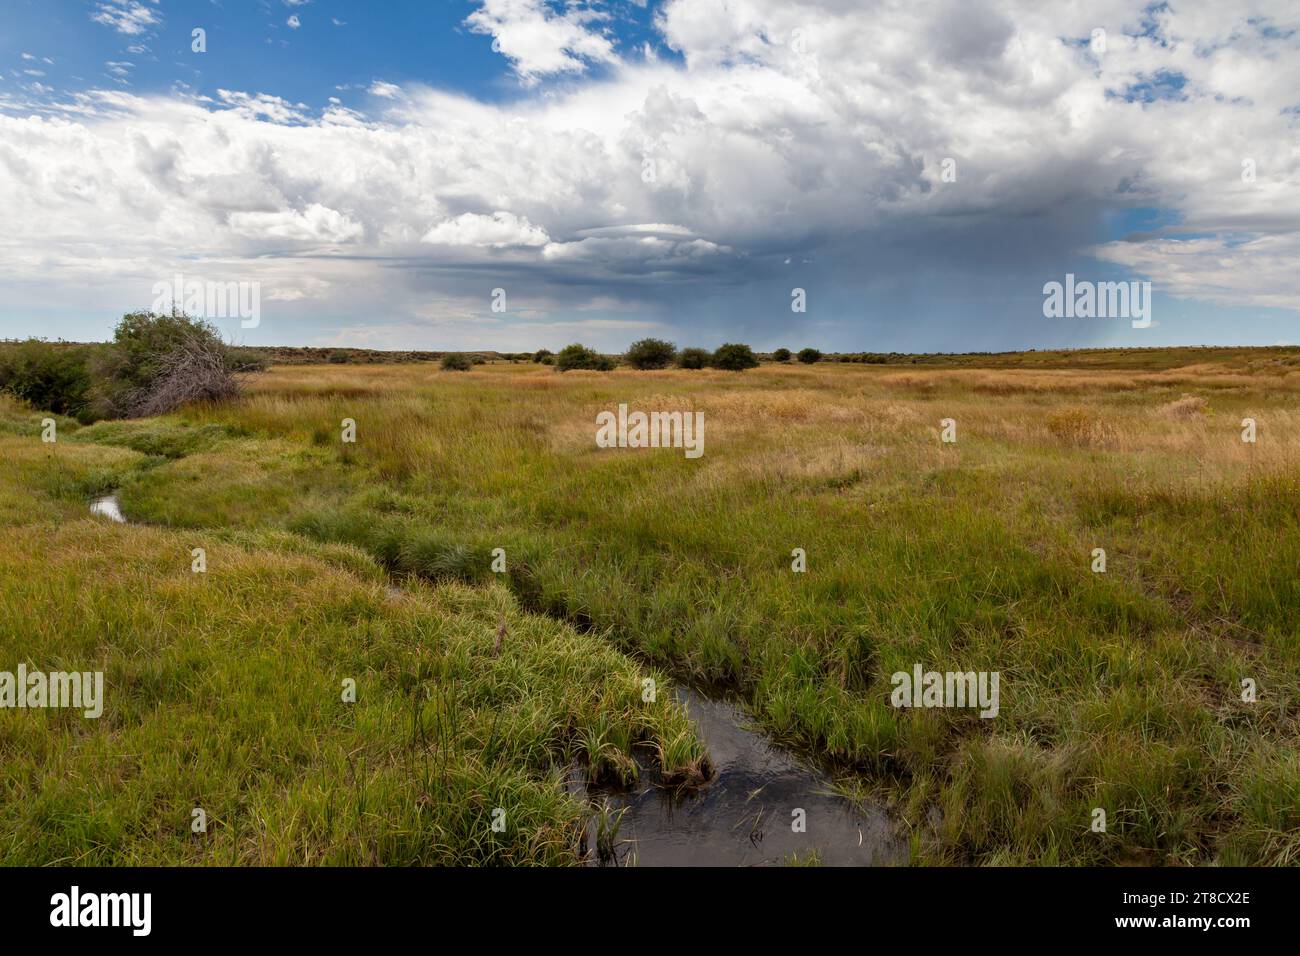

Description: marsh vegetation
[2,346,1298,864]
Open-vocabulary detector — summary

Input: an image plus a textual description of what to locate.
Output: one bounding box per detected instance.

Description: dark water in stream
[573,689,906,867]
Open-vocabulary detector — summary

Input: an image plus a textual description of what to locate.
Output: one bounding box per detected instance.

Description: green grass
[0,402,702,865]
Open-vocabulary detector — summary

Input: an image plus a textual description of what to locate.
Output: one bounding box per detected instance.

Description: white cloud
[466,0,618,85]
[422,211,550,248]
[89,1,160,36]
[1094,234,1300,311]
[287,15,301,30]
[229,204,365,243]
[216,89,310,123]
[541,235,729,267]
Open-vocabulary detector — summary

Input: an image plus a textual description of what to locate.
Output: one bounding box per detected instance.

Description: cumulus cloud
[466,0,618,84]
[228,204,365,244]
[422,212,551,248]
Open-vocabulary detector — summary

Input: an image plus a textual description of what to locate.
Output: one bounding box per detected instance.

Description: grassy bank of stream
[0,398,705,864]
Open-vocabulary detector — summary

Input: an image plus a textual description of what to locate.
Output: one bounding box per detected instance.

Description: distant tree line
[452,339,869,372]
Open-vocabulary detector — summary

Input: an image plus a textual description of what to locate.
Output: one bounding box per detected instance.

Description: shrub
[555,343,615,372]
[327,350,350,364]
[101,312,221,388]
[0,340,94,418]
[532,349,554,365]
[711,343,759,372]
[625,338,677,370]
[115,329,240,418]
[226,347,270,372]
[2,314,244,421]
[797,348,822,364]
[678,348,711,370]
[94,312,240,418]
[771,348,792,362]
[441,352,473,372]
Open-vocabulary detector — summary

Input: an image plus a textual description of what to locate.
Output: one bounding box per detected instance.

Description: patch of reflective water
[89,494,126,523]
[574,688,906,867]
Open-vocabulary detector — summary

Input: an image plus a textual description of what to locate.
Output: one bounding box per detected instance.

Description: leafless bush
[122,329,241,417]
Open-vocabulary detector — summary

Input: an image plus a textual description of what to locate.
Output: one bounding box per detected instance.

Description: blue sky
[0,1,670,106]
[0,1,1297,352]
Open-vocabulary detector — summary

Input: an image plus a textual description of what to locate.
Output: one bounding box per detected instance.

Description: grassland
[3,348,1299,865]
[0,400,705,865]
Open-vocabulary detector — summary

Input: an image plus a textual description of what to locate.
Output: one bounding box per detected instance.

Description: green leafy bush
[711,343,759,371]
[678,348,711,369]
[0,340,94,419]
[555,343,615,372]
[772,348,792,362]
[625,338,677,370]
[441,352,473,372]
[798,348,822,364]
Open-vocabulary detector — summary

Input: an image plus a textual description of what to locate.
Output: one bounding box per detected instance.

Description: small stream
[573,688,906,867]
[88,494,904,866]
[89,493,126,523]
